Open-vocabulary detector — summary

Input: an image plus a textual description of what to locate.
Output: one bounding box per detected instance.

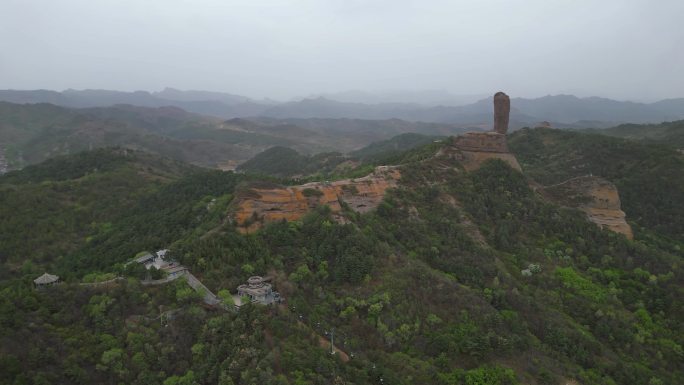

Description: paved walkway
[76,258,223,308]
[185,272,220,305]
[140,269,187,286]
[139,267,221,306]
[79,277,125,287]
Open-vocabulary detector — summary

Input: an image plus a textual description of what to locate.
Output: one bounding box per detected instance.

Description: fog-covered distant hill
[0,102,470,171]
[307,89,488,106]
[2,89,683,127]
[0,102,261,170]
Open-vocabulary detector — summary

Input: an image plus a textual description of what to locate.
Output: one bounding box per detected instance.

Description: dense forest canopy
[1,127,682,385]
[509,128,684,243]
[583,119,684,147]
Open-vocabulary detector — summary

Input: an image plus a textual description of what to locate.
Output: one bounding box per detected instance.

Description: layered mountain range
[0,101,470,171]
[2,88,683,128]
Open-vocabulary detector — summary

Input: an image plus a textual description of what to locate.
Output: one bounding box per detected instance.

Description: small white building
[152,249,170,270]
[132,249,172,270]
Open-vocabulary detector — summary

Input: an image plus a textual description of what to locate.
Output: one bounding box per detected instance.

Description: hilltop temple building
[234,276,281,307]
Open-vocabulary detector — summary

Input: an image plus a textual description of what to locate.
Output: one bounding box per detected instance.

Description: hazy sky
[1,0,682,101]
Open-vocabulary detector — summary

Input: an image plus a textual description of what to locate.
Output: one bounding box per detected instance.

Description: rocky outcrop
[494,92,510,134]
[539,176,633,239]
[451,131,510,153]
[232,166,400,233]
[446,133,522,171]
[456,148,521,172]
[447,92,521,172]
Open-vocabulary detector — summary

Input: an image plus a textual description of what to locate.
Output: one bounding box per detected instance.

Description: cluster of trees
[0,132,682,384]
[0,149,196,279]
[59,169,247,276]
[509,127,684,243]
[237,146,350,178]
[349,133,441,163]
[237,135,443,183]
[587,119,684,147]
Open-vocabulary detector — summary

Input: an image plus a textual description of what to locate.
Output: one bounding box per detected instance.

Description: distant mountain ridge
[1,89,683,127]
[0,101,471,172]
[307,89,489,106]
[583,119,684,147]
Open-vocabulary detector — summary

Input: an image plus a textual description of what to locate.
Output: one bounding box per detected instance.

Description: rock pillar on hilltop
[448,91,520,171]
[493,92,510,134]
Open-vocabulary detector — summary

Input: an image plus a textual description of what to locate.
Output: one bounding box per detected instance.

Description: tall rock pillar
[493,92,510,134]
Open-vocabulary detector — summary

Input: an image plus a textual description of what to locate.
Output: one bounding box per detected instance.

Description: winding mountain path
[79,277,125,287]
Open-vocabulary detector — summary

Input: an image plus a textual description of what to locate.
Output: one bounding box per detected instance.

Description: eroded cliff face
[232,166,400,233]
[230,92,628,241]
[540,176,633,239]
[447,132,522,172]
[439,91,520,172]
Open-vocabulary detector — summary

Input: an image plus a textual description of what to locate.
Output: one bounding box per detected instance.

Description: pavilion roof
[34,272,59,285]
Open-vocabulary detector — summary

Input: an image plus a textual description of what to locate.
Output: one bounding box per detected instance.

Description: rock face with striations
[449,92,521,171]
[539,176,633,239]
[232,166,400,233]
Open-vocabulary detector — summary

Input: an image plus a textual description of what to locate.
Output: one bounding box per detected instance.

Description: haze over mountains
[3,0,684,383]
[0,100,472,171]
[2,88,684,128]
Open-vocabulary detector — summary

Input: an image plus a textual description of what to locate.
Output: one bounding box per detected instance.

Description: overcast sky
[1,0,682,101]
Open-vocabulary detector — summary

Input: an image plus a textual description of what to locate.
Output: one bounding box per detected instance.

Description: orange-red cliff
[539,176,633,239]
[232,166,400,233]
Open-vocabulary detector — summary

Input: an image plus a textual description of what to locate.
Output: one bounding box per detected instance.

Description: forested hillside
[587,120,684,147]
[236,134,441,179]
[236,146,349,178]
[1,138,682,385]
[348,133,441,162]
[0,148,197,279]
[509,128,684,243]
